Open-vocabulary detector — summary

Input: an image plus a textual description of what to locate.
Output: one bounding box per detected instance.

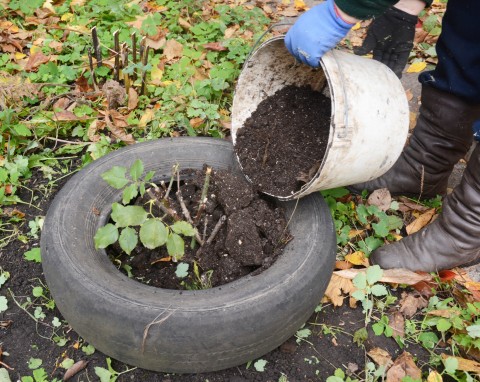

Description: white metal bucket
[231,36,409,200]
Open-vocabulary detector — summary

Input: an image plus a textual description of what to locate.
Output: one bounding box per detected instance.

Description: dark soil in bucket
[235,85,331,197]
[106,168,291,289]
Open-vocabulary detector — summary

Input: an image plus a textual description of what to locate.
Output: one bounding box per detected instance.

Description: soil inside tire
[235,85,331,197]
[107,168,291,290]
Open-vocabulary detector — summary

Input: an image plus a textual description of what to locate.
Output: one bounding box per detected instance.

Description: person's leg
[371,143,480,271]
[350,0,480,198]
[357,0,480,271]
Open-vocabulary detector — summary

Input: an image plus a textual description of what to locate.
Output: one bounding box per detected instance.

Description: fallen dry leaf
[427,309,460,318]
[405,89,413,101]
[52,110,82,121]
[407,61,427,73]
[335,260,353,270]
[388,311,405,338]
[138,109,155,129]
[345,251,369,267]
[368,188,392,212]
[398,292,428,318]
[203,42,227,52]
[25,51,50,71]
[323,274,356,307]
[386,352,421,382]
[294,0,308,11]
[397,196,430,213]
[441,354,480,374]
[105,110,134,145]
[63,360,88,381]
[128,88,138,111]
[334,268,432,286]
[406,208,436,235]
[87,119,103,142]
[189,117,204,128]
[367,347,393,368]
[163,39,183,61]
[278,7,299,17]
[426,370,443,382]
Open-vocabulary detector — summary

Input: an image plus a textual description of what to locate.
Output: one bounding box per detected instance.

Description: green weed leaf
[372,220,389,237]
[370,284,388,297]
[175,263,189,278]
[111,203,147,227]
[372,322,384,336]
[353,327,368,346]
[82,344,96,356]
[28,358,42,370]
[418,331,438,349]
[60,358,75,369]
[466,324,480,338]
[32,368,47,382]
[253,359,267,372]
[101,166,129,189]
[321,187,349,198]
[167,232,185,260]
[436,318,452,332]
[94,224,119,249]
[139,219,167,249]
[359,237,383,255]
[0,296,8,313]
[0,271,10,287]
[366,265,383,285]
[351,290,366,301]
[129,159,144,181]
[122,184,138,205]
[353,272,367,290]
[144,170,155,182]
[119,227,138,255]
[32,286,43,297]
[171,221,195,236]
[24,248,41,263]
[94,367,113,382]
[443,357,458,374]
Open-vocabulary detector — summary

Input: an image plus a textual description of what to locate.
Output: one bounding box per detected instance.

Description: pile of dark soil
[108,168,290,289]
[235,85,331,197]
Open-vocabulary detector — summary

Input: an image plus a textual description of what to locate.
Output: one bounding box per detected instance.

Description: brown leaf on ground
[427,309,460,318]
[146,28,167,50]
[128,88,138,111]
[52,110,82,121]
[397,197,430,213]
[426,370,443,382]
[138,108,155,129]
[53,97,71,111]
[335,260,353,270]
[406,208,436,235]
[440,354,480,374]
[277,7,299,17]
[323,274,356,307]
[87,119,104,142]
[189,117,204,128]
[386,352,421,382]
[108,110,128,128]
[388,311,405,338]
[405,89,413,101]
[164,39,183,61]
[398,292,428,318]
[367,188,392,211]
[334,268,432,286]
[25,51,50,71]
[75,75,92,93]
[63,360,88,381]
[203,42,227,51]
[367,347,393,368]
[105,110,134,145]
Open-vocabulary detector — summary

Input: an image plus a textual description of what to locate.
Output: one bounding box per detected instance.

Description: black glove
[354,7,417,78]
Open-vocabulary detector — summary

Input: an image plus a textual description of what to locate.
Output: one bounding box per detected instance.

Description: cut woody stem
[195,166,211,224]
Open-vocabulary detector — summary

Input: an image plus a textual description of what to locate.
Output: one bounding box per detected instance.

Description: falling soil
[235,85,331,197]
[107,168,290,289]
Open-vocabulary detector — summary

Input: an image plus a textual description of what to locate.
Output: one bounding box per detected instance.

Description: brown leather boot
[370,143,480,272]
[350,85,480,198]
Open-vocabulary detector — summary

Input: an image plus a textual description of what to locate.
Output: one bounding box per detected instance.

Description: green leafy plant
[94,160,196,261]
[94,357,136,382]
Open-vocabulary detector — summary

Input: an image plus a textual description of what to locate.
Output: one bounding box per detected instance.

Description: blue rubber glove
[285,0,353,67]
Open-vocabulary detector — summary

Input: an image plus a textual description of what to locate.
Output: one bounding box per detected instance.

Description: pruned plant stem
[164,164,178,199]
[146,188,180,221]
[131,31,138,81]
[140,41,149,96]
[195,167,211,224]
[91,26,102,67]
[121,43,130,93]
[87,48,98,90]
[206,215,226,245]
[113,30,120,82]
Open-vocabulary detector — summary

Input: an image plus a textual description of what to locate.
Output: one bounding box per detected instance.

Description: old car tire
[40,137,336,373]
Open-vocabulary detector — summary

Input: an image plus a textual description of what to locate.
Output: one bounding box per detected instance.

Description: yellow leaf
[282,0,291,4]
[138,109,155,128]
[406,208,435,235]
[351,22,361,31]
[441,354,480,373]
[427,371,442,382]
[294,0,307,11]
[150,65,163,86]
[15,52,26,60]
[407,61,427,73]
[30,45,42,54]
[61,12,74,22]
[345,251,368,266]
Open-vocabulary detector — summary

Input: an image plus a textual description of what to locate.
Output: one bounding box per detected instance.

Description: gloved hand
[285,0,354,67]
[354,7,417,78]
